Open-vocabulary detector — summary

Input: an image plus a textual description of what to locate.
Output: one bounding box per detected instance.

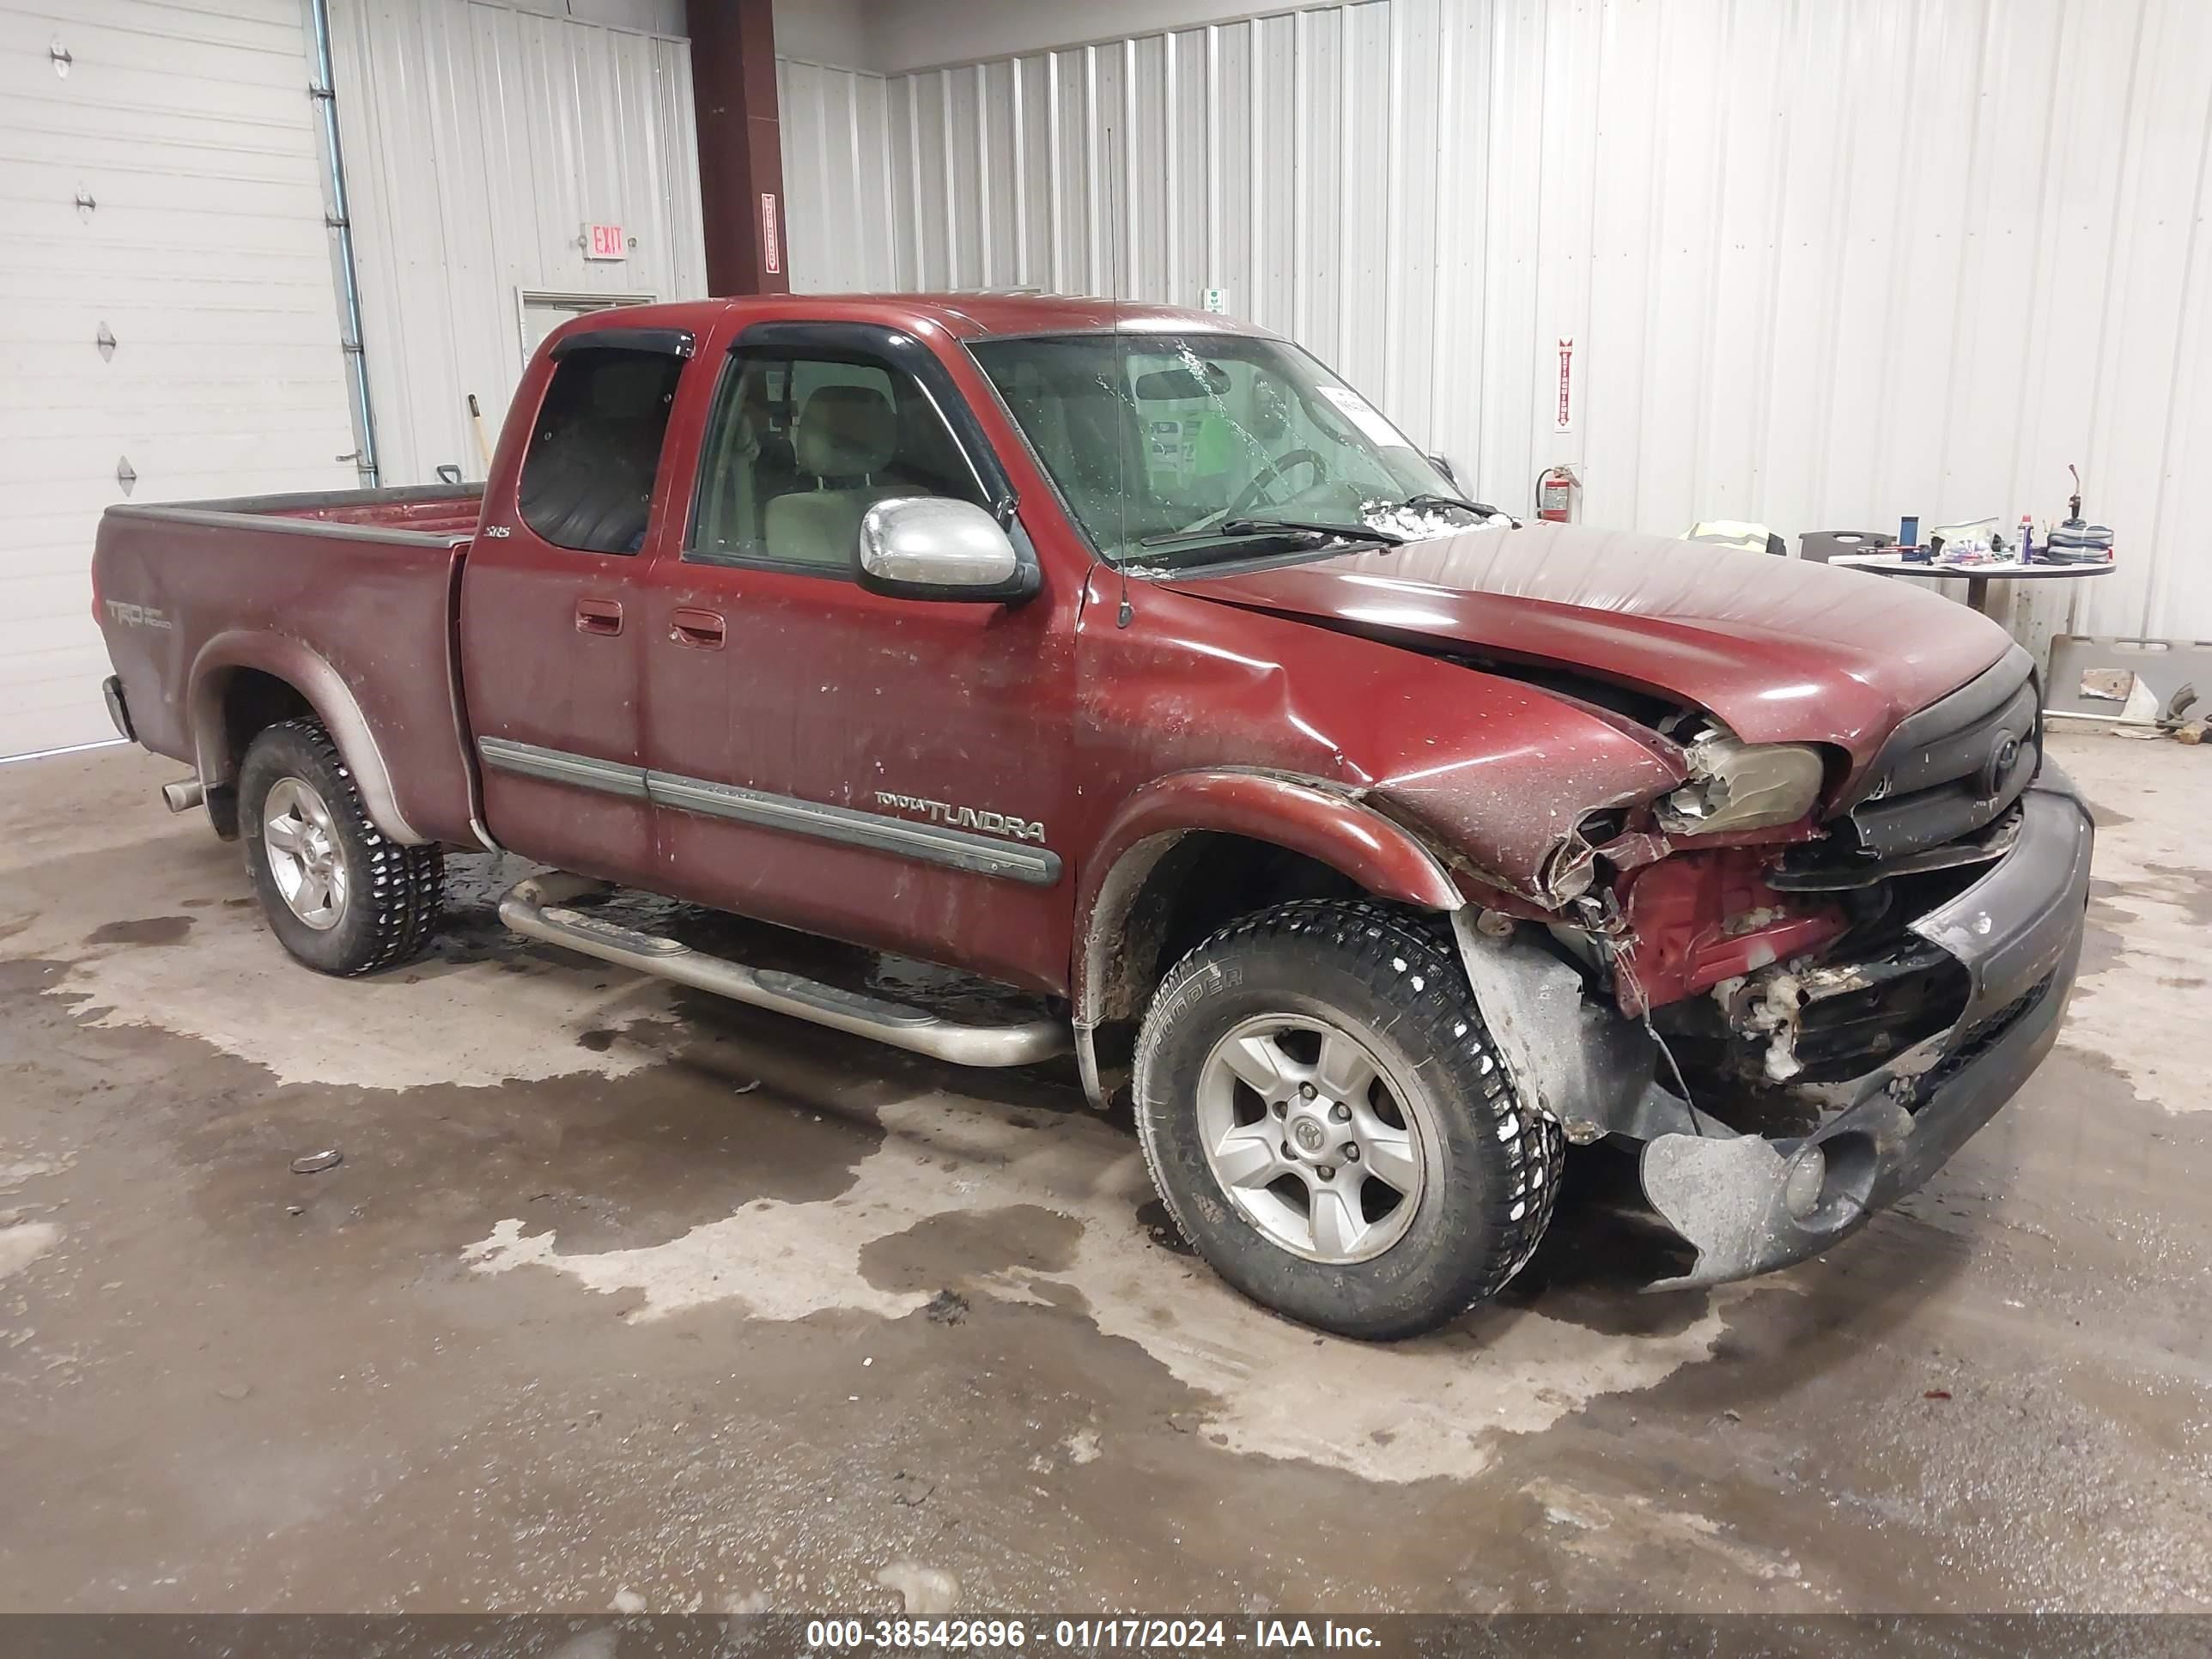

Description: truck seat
[765,385,908,568]
[517,355,684,554]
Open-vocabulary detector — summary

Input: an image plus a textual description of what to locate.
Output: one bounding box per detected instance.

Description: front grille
[1840,646,2040,859]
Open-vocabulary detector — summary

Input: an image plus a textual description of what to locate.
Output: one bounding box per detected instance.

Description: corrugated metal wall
[779,0,2212,641]
[330,0,708,485]
[776,55,899,294]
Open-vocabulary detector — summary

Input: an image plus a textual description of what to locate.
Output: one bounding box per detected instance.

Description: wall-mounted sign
[1553,337,1577,434]
[585,223,626,261]
[761,192,781,276]
[1201,287,1230,313]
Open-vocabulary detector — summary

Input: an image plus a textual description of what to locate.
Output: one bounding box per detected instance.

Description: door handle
[671,607,726,649]
[575,597,623,636]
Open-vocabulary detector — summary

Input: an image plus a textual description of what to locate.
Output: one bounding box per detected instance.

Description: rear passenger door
[636,321,1079,994]
[459,326,695,884]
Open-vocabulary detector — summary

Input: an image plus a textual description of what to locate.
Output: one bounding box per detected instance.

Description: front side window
[970,332,1468,565]
[689,349,987,570]
[516,345,686,554]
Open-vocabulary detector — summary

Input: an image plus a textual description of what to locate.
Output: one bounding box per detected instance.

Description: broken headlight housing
[1656,726,1825,836]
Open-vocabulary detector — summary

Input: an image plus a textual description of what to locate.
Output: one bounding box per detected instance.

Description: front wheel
[238,718,443,976]
[1133,899,1561,1340]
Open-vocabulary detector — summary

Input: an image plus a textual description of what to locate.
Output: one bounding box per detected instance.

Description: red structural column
[687,0,790,295]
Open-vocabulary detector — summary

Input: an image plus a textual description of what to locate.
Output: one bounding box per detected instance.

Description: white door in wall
[327,0,708,491]
[517,291,659,366]
[0,0,359,758]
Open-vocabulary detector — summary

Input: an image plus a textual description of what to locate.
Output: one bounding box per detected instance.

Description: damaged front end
[1454,651,2093,1290]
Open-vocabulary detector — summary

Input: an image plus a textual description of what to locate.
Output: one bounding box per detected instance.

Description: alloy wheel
[1194,1012,1438,1264]
[262,775,349,931]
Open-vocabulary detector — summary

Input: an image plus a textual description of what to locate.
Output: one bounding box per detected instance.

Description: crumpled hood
[1154,521,2016,763]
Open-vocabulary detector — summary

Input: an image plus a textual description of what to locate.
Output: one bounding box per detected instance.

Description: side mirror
[1426,453,1463,489]
[855,497,1039,604]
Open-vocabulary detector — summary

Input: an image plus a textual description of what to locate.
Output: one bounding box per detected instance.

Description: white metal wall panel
[778,0,2212,640]
[0,0,360,756]
[329,0,706,487]
[1014,53,1052,284]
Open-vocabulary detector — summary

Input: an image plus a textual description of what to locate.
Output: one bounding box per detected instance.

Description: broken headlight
[1656,727,1825,836]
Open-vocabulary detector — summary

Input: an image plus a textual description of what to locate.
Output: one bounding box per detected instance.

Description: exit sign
[585,223,626,261]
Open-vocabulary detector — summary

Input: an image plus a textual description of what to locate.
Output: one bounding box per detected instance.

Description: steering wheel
[1226,448,1328,519]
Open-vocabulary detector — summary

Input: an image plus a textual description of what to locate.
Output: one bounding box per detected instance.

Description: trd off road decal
[103,600,173,630]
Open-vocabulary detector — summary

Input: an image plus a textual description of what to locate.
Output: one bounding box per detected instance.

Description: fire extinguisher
[1536,464,1581,523]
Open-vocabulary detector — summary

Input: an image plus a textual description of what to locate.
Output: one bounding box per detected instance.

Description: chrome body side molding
[477,737,1061,886]
[477,736,647,799]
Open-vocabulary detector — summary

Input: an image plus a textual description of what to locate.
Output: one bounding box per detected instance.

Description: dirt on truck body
[90,293,2092,1339]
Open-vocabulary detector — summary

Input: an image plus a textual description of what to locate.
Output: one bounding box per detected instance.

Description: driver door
[635,322,1081,994]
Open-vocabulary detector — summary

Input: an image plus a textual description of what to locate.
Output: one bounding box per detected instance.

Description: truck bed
[93,483,484,848]
[258,489,483,538]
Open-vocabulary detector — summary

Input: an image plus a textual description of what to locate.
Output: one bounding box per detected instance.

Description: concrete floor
[1,728,2207,1614]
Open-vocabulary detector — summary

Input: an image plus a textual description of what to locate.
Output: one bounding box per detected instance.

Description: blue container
[1899,514,1920,548]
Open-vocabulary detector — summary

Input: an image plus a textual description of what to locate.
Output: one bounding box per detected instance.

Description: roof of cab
[555,292,1277,344]
[793,292,1277,339]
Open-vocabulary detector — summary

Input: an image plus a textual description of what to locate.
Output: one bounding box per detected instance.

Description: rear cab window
[517,342,689,554]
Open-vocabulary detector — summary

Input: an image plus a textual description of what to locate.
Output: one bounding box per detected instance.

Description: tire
[1133,898,1562,1340]
[237,718,443,976]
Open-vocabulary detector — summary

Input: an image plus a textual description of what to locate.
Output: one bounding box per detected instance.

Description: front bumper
[1637,766,2094,1289]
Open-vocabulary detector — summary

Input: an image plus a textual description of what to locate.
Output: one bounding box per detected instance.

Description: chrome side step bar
[497,872,1070,1069]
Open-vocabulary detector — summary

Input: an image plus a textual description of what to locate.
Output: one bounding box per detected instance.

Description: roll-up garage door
[0,0,357,757]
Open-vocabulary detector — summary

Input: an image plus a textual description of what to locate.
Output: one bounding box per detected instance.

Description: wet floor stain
[11,843,687,1091]
[858,1204,1084,1291]
[462,1084,1763,1485]
[2061,772,2212,1114]
[83,915,193,947]
[1134,1198,1196,1257]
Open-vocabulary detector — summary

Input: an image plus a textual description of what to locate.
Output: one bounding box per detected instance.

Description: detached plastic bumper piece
[1638,768,2094,1289]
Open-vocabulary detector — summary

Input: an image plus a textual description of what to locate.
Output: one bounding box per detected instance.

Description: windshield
[969,331,1470,564]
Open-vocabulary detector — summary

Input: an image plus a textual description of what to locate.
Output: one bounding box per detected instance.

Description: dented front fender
[1073,767,1465,1030]
[1082,580,1689,913]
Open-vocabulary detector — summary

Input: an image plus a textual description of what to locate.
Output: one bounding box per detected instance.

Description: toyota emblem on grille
[1979,732,2022,799]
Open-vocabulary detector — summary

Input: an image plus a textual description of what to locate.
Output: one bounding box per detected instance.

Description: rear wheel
[1133,899,1561,1340]
[238,718,442,976]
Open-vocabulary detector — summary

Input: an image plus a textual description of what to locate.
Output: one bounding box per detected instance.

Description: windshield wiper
[1176,517,1398,548]
[1395,492,1504,520]
[1224,516,1407,544]
[1138,517,1403,550]
[1127,519,1406,574]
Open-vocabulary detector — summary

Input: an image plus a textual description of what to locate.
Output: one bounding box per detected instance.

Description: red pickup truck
[93,294,2091,1339]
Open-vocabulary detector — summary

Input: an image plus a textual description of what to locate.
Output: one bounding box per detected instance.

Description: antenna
[1107,121,1133,627]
